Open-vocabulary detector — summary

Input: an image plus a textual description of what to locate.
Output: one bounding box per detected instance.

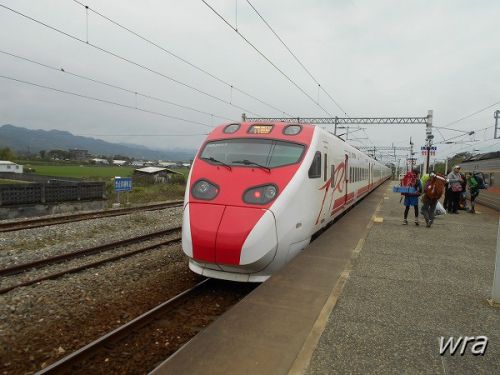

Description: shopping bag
[435,201,446,215]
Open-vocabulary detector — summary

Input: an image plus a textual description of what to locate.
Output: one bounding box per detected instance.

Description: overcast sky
[0,0,499,162]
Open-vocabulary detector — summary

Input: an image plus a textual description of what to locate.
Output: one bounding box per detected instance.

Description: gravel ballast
[0,207,183,268]
[0,243,200,375]
[0,206,193,374]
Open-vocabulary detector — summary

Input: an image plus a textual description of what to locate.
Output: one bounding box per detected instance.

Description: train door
[344,153,349,204]
[369,163,372,187]
[320,144,329,223]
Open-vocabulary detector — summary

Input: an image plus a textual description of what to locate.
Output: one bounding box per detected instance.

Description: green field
[32,165,135,179]
[0,179,30,184]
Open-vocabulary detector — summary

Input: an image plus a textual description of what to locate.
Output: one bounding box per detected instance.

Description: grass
[31,165,135,179]
[0,179,30,184]
[110,184,186,206]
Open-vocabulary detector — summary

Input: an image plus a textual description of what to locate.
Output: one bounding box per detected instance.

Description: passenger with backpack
[473,171,488,189]
[402,169,422,225]
[467,172,480,213]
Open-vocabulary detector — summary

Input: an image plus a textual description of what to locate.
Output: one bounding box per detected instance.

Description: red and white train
[182,122,391,282]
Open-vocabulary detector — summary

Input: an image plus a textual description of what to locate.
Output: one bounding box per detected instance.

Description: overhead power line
[0,74,214,128]
[245,0,348,115]
[201,0,334,117]
[70,0,292,117]
[441,99,500,129]
[0,3,262,117]
[0,49,235,123]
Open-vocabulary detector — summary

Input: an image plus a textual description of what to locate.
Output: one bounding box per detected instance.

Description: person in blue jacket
[403,170,422,225]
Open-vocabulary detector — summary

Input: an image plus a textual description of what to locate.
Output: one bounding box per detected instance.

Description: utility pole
[409,137,414,172]
[495,110,500,139]
[425,110,434,174]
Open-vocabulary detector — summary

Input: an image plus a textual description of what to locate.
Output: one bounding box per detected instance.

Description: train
[181,122,392,282]
[461,151,500,210]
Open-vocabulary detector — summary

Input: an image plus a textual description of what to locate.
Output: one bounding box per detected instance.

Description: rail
[0,200,184,232]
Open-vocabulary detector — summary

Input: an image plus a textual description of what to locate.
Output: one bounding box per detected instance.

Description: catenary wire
[70,0,292,117]
[0,74,215,128]
[245,0,348,116]
[0,3,262,117]
[200,0,335,117]
[0,49,236,123]
[440,99,500,129]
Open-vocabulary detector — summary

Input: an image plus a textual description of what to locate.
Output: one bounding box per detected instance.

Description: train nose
[183,203,277,270]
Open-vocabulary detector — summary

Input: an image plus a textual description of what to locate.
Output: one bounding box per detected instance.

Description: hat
[453,165,461,169]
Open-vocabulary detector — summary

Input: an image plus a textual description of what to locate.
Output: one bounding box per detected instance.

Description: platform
[150,182,500,374]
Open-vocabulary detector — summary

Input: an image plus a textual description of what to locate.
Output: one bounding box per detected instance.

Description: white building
[90,158,109,165]
[112,160,128,166]
[0,161,23,173]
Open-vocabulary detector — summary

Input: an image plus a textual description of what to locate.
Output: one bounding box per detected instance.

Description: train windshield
[200,139,305,168]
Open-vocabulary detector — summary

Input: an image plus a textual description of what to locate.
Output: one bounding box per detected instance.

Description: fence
[0,182,106,206]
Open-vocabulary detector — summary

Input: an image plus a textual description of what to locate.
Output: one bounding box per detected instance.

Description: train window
[308,152,322,178]
[331,165,335,187]
[269,142,305,167]
[283,124,302,135]
[201,139,304,168]
[223,123,240,134]
[324,153,328,182]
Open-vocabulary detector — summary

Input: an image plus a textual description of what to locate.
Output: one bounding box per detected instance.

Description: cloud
[0,0,498,158]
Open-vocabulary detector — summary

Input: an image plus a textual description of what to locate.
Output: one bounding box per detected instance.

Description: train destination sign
[248,124,273,134]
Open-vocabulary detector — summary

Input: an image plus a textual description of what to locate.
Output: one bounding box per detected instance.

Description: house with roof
[133,166,184,184]
[0,160,23,174]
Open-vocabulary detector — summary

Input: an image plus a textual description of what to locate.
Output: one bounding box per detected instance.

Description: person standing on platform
[447,165,463,214]
[443,169,450,209]
[403,170,422,225]
[459,171,467,210]
[467,172,479,214]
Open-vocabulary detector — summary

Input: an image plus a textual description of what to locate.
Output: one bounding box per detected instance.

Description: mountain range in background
[0,125,196,161]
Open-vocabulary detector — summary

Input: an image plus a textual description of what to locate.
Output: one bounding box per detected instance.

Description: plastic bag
[435,201,446,215]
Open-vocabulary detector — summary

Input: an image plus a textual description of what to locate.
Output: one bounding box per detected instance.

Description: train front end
[182,122,313,282]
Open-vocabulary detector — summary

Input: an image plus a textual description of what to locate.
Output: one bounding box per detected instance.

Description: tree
[0,147,16,161]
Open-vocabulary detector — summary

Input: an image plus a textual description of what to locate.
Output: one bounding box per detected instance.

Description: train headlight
[192,179,219,200]
[243,184,278,205]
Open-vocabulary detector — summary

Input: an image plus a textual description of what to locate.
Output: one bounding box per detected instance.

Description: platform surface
[150,182,500,374]
[307,183,500,374]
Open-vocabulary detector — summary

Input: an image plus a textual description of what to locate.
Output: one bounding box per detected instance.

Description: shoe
[426,222,431,228]
[453,211,459,214]
[415,220,419,226]
[403,219,408,225]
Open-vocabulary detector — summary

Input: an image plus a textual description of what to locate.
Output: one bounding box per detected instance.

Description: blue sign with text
[114,177,132,192]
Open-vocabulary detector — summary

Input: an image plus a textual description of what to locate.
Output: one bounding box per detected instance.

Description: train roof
[463,151,500,162]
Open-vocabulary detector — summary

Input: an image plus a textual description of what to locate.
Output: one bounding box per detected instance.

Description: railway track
[0,226,182,294]
[35,279,254,375]
[0,200,184,232]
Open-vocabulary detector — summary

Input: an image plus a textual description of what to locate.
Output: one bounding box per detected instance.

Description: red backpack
[399,171,418,196]
[401,171,417,188]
